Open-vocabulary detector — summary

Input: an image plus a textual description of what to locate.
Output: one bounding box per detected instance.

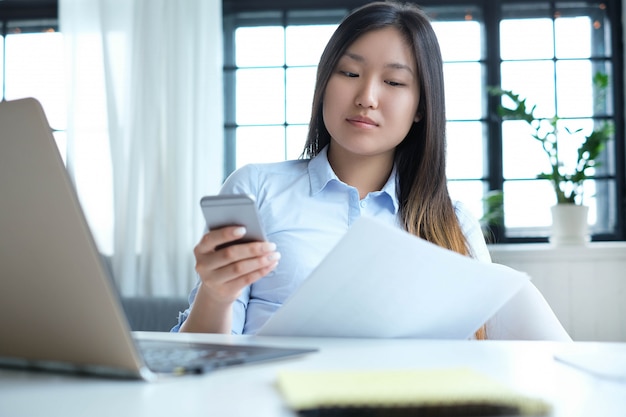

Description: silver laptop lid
[0,98,147,378]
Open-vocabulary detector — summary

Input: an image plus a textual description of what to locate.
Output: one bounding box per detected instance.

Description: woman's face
[322,27,420,162]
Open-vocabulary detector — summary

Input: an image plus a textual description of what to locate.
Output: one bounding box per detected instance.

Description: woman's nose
[355,78,378,109]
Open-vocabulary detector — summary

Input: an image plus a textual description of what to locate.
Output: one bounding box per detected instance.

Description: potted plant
[480,189,504,243]
[490,72,613,244]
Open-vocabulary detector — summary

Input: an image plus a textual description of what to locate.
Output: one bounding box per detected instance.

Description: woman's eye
[340,70,358,78]
[386,80,404,87]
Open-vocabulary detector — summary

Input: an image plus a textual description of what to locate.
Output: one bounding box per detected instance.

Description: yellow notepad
[276,368,551,415]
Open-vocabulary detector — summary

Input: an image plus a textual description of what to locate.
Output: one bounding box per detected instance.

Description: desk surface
[1,332,624,417]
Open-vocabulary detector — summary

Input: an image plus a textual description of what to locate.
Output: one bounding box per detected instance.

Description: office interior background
[1,0,625,341]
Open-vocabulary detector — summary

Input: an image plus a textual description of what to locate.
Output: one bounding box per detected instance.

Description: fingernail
[263,242,277,251]
[233,227,246,237]
[267,252,281,261]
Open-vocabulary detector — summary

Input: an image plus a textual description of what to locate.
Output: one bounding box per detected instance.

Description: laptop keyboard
[136,339,314,374]
[137,340,254,374]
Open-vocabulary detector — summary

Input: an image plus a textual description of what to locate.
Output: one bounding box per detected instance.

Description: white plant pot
[549,204,590,246]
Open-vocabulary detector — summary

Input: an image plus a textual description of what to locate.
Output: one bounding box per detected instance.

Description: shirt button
[360,200,368,208]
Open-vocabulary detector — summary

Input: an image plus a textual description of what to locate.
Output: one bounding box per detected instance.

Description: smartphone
[200,194,266,248]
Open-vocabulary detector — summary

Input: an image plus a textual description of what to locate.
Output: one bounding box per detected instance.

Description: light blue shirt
[172,146,491,334]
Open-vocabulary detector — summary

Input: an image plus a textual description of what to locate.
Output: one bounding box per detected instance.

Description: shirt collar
[308,146,338,194]
[378,165,399,214]
[308,146,399,214]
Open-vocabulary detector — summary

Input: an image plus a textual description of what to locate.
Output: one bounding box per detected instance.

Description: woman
[173,1,570,341]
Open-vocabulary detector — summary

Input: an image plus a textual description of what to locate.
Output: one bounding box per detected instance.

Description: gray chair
[120,296,188,332]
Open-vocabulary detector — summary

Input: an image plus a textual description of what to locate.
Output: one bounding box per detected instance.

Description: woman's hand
[195,226,280,304]
[179,226,280,334]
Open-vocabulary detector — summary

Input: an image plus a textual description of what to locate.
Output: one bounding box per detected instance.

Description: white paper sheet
[259,216,528,339]
[555,345,626,382]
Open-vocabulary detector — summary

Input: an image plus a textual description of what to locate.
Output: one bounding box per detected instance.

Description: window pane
[555,118,599,175]
[235,26,284,67]
[444,62,483,120]
[503,180,553,230]
[500,60,555,118]
[236,68,285,125]
[286,67,316,124]
[555,16,592,58]
[5,32,66,130]
[502,120,550,179]
[592,179,616,234]
[500,18,554,60]
[556,60,593,117]
[447,180,485,221]
[286,125,308,160]
[446,121,484,179]
[433,20,482,61]
[236,126,285,168]
[286,25,336,66]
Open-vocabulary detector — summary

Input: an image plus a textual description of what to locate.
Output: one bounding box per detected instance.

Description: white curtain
[60,0,224,296]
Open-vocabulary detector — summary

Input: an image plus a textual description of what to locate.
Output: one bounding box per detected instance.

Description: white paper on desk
[258,216,528,339]
[554,345,626,382]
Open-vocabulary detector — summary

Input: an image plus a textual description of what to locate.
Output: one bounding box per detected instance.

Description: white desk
[1,332,624,417]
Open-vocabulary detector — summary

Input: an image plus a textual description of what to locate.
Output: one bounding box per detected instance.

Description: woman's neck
[327,145,394,199]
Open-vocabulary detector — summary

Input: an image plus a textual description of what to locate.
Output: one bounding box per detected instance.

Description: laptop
[0,97,315,380]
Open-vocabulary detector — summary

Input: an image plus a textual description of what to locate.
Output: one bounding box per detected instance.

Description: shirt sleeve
[170,280,249,334]
[486,280,572,341]
[453,200,492,263]
[170,283,198,332]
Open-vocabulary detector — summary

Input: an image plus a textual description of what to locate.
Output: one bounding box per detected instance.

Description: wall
[489,243,626,342]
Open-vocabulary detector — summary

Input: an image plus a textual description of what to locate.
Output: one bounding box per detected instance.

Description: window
[498,2,617,240]
[223,0,624,243]
[223,9,345,173]
[0,3,64,159]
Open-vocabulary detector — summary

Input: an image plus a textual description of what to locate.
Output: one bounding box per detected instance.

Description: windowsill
[488,241,626,261]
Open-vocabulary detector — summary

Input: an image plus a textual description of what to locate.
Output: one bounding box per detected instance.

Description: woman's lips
[346,115,378,128]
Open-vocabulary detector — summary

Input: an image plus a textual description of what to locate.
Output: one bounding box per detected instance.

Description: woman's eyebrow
[386,62,414,75]
[343,51,414,75]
